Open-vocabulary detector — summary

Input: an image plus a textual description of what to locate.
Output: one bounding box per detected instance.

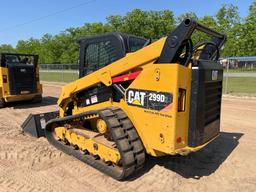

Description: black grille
[204,81,222,126]
[8,64,37,95]
[188,60,223,147]
[13,68,35,88]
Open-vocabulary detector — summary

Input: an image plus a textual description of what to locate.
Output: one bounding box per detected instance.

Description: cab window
[128,37,147,52]
[84,41,118,75]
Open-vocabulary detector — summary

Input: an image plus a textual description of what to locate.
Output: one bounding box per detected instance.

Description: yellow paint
[96,119,107,134]
[132,100,142,106]
[55,126,120,163]
[0,67,10,97]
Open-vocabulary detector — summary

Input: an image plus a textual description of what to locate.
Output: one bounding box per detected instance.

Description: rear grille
[13,69,35,88]
[188,60,223,147]
[8,64,37,95]
[204,81,222,126]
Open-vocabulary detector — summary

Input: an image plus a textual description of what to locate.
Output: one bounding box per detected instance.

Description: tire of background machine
[0,98,5,108]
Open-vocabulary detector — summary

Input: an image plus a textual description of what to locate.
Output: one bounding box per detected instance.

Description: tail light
[178,88,186,112]
[2,75,7,83]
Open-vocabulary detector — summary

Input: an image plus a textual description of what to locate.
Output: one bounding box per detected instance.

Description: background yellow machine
[22,18,226,180]
[0,53,42,107]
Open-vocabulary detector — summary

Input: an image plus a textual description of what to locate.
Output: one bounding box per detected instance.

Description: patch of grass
[224,68,256,73]
[40,71,78,82]
[223,77,256,94]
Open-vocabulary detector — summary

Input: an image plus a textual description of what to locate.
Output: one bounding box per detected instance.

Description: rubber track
[110,107,145,171]
[44,107,145,180]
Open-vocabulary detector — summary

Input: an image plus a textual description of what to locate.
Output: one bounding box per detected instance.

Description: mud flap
[21,111,58,138]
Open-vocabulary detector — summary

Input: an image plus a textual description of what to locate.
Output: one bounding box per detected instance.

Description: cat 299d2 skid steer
[22,18,226,180]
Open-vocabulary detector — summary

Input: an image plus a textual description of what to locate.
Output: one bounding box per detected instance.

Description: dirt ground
[0,82,255,192]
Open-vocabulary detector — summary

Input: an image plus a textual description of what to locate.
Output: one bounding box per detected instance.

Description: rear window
[5,55,20,63]
[1,54,37,67]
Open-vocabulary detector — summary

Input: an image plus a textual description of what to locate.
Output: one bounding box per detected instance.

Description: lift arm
[157,18,227,64]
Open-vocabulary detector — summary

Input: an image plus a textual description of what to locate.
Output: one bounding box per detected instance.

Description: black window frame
[78,32,148,78]
[79,33,127,78]
[0,53,39,68]
[127,36,148,52]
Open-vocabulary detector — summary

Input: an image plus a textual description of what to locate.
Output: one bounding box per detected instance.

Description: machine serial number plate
[126,88,173,112]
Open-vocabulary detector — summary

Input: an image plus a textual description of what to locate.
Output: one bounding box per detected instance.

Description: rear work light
[2,75,7,83]
[178,88,186,112]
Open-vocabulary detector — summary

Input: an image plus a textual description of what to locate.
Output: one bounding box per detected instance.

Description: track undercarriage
[45,107,145,180]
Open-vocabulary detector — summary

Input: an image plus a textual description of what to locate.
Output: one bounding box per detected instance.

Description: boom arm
[157,18,226,65]
[57,38,167,107]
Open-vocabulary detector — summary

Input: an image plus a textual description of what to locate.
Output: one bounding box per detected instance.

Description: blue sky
[0,0,253,46]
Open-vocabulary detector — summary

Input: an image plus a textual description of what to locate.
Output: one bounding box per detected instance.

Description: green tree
[216,4,240,31]
[16,38,41,54]
[121,9,175,40]
[106,15,124,31]
[215,4,241,56]
[237,0,256,56]
[249,0,256,15]
[0,44,15,53]
[177,12,198,23]
[191,16,218,45]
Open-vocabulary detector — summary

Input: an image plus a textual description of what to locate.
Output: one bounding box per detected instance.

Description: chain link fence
[221,58,256,95]
[39,60,256,96]
[39,64,79,82]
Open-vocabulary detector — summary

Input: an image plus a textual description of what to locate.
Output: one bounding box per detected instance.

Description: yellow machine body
[57,37,216,156]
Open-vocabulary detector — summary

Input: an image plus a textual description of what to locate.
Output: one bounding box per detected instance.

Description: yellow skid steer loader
[22,18,226,180]
[0,53,42,107]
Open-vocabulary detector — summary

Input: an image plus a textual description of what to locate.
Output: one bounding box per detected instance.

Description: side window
[129,37,147,52]
[84,40,118,75]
